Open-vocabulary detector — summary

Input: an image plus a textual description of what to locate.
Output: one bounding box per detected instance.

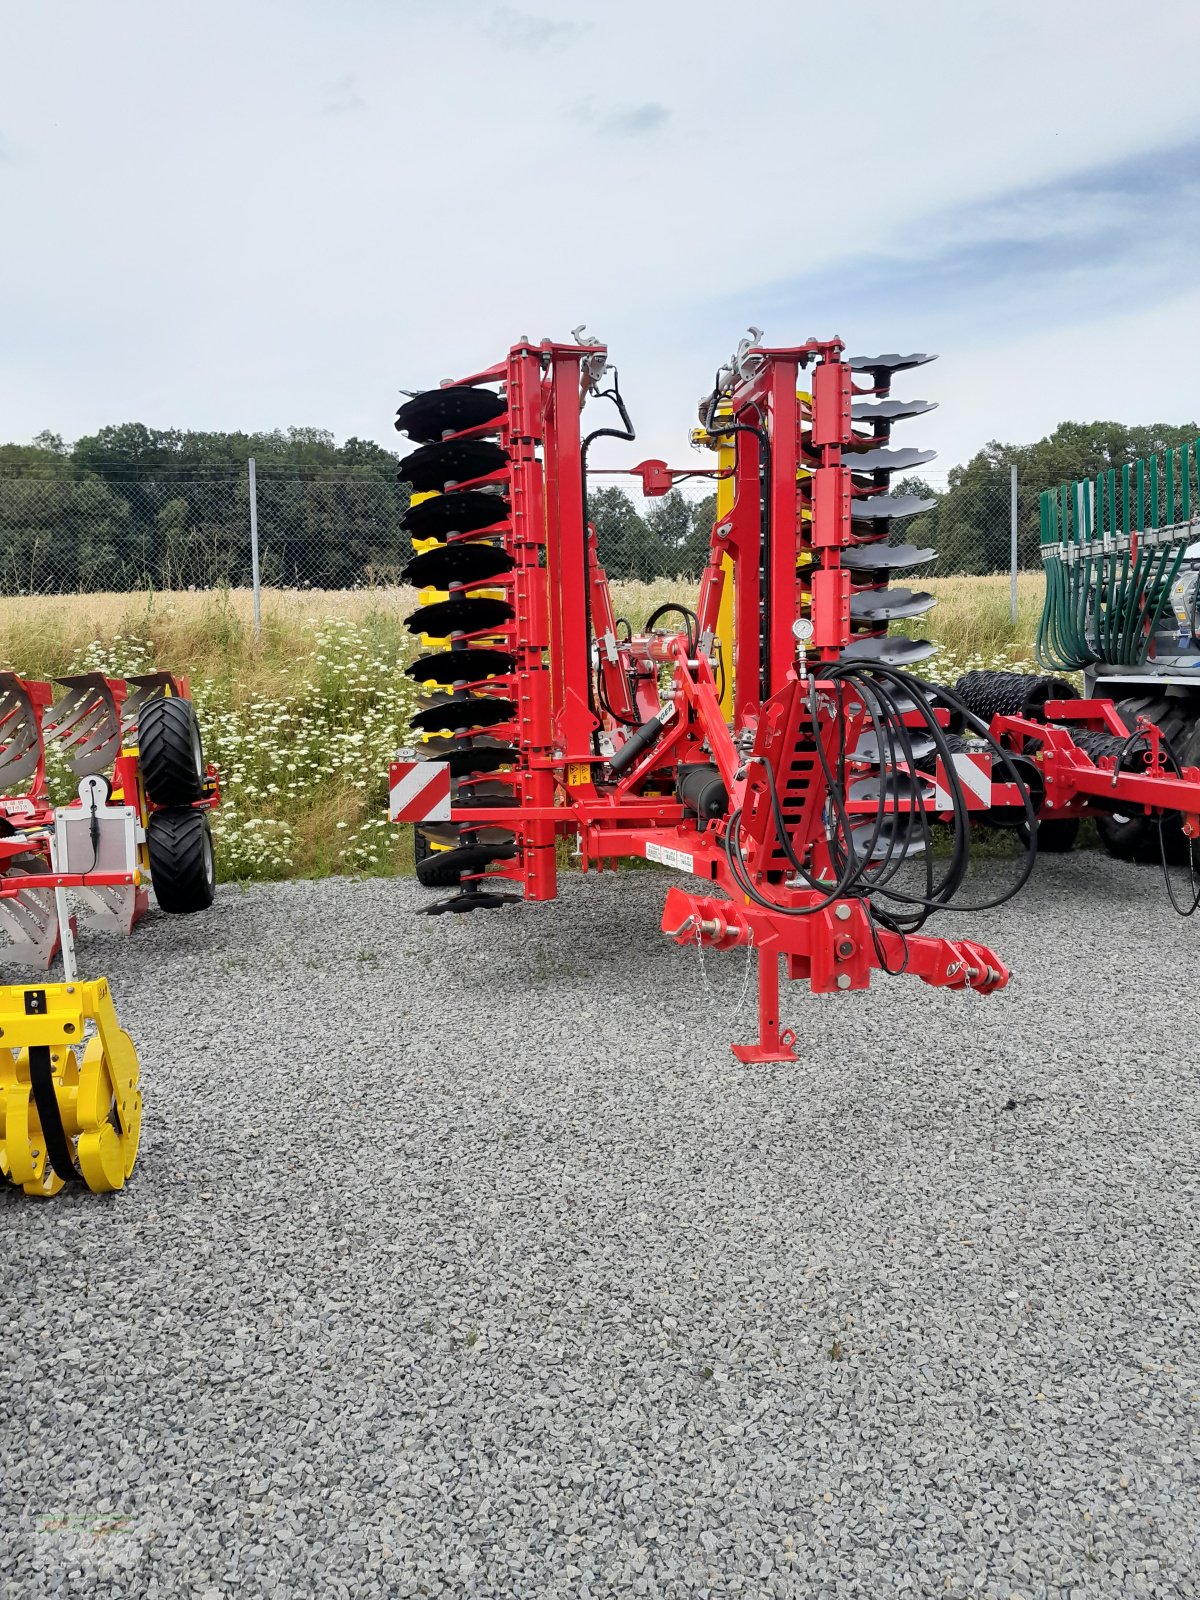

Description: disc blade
[848,353,937,378]
[418,823,516,848]
[848,771,934,802]
[406,596,514,636]
[402,542,514,587]
[402,490,510,537]
[850,398,938,422]
[395,386,507,443]
[851,731,936,765]
[406,648,515,685]
[850,818,927,861]
[440,746,519,777]
[399,439,508,494]
[840,543,937,573]
[842,636,937,666]
[849,587,937,622]
[849,492,936,520]
[416,889,523,915]
[454,779,519,805]
[845,446,937,474]
[410,695,516,733]
[416,842,518,887]
[419,733,510,756]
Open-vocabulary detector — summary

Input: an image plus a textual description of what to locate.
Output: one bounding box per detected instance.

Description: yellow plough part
[0,978,141,1197]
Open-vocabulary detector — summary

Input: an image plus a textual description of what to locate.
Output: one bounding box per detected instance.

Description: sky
[2,0,1200,477]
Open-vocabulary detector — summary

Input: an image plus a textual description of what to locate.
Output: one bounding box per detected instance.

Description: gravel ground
[3,855,1199,1599]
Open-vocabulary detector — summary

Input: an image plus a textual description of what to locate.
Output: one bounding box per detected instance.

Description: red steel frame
[400,335,1200,1061]
[403,338,1019,1063]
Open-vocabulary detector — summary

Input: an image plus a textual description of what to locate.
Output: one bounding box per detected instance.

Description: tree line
[1,418,1195,594]
[906,419,1200,576]
[0,424,406,593]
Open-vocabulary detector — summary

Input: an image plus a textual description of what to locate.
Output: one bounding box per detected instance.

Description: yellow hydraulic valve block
[0,978,141,1196]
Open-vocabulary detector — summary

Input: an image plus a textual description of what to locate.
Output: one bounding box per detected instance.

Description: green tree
[644,490,693,577]
[0,478,132,594]
[588,486,652,580]
[903,421,1200,575]
[678,491,717,578]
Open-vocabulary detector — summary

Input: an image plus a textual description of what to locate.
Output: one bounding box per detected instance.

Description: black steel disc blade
[410,695,516,733]
[418,823,516,848]
[416,842,518,888]
[849,587,937,622]
[848,771,934,802]
[416,889,523,915]
[419,733,510,756]
[848,353,937,378]
[851,730,936,765]
[402,542,515,588]
[850,818,927,862]
[841,544,937,573]
[845,446,937,474]
[406,648,515,684]
[399,439,508,494]
[395,386,507,444]
[859,686,924,718]
[849,492,936,520]
[401,490,511,538]
[850,398,938,422]
[406,595,514,636]
[453,779,518,805]
[442,745,519,777]
[842,636,937,666]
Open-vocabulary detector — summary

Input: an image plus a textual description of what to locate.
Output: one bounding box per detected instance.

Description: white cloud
[486,7,589,51]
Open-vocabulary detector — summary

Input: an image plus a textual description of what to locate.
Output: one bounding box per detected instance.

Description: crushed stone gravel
[3,854,1199,1598]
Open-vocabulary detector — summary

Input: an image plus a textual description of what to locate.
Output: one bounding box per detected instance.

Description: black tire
[139,695,205,807]
[415,842,516,888]
[1097,697,1195,864]
[1019,816,1080,853]
[147,808,215,913]
[1095,811,1157,863]
[413,826,435,872]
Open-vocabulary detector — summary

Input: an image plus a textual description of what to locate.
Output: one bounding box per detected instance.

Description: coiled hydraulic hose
[722,664,1038,932]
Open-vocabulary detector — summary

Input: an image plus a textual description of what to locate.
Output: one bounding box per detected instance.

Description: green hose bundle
[1037,440,1200,671]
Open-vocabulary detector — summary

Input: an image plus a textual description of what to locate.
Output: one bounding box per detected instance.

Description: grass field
[0,575,1047,880]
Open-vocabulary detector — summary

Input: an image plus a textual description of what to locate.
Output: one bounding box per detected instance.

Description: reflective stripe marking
[933,753,992,810]
[388,761,452,822]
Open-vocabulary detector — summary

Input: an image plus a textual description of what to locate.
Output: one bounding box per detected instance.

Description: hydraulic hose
[722,664,1038,930]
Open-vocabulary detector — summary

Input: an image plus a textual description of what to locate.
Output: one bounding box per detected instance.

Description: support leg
[732,949,798,1064]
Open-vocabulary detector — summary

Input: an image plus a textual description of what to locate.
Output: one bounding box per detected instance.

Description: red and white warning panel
[933,752,992,811]
[388,759,452,823]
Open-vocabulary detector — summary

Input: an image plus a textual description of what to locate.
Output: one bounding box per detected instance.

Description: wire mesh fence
[0,465,1032,596]
[0,471,413,595]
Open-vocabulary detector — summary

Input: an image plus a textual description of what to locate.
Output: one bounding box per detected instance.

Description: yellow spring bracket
[0,978,141,1196]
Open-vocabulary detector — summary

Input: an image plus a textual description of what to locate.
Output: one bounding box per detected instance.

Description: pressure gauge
[792,618,815,644]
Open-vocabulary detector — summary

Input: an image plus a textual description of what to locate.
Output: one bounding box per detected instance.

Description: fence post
[248,456,261,635]
[1009,463,1018,626]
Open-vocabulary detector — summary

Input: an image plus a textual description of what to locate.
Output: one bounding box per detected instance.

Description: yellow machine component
[698,392,817,717]
[713,417,736,718]
[0,978,141,1197]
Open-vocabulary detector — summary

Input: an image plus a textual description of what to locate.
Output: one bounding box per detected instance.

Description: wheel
[1019,817,1079,853]
[147,808,215,913]
[1095,810,1160,863]
[1098,697,1198,864]
[413,825,434,871]
[139,695,205,807]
